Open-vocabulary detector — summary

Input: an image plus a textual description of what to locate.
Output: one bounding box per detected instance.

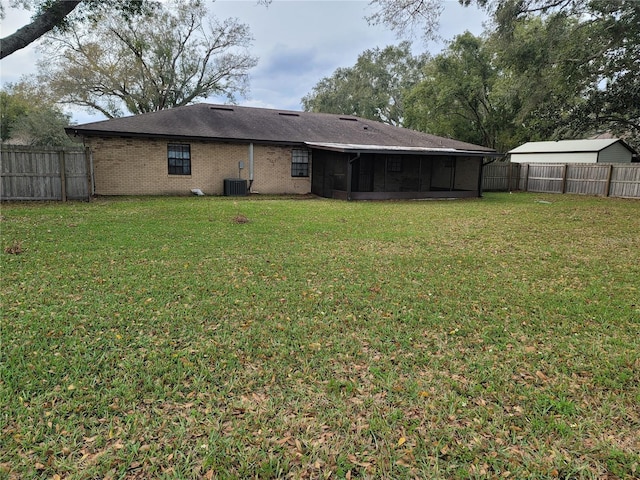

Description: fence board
[1,145,89,201]
[526,164,565,193]
[482,163,520,191]
[609,165,640,198]
[565,164,609,196]
[482,162,640,199]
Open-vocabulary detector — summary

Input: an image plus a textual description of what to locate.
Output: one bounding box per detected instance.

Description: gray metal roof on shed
[67,103,496,154]
[508,139,635,154]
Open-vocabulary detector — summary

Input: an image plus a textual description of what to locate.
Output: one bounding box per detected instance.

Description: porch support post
[478,157,485,197]
[347,153,360,201]
[450,156,456,191]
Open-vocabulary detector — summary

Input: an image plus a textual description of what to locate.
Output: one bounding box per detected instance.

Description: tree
[403,32,523,150]
[1,82,73,146]
[367,0,594,38]
[36,0,258,118]
[0,0,153,59]
[403,22,590,151]
[369,0,640,147]
[301,42,429,126]
[489,3,640,147]
[366,0,445,42]
[1,0,271,60]
[487,15,587,143]
[560,1,640,146]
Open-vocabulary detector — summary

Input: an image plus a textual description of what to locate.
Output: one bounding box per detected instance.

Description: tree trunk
[0,0,83,59]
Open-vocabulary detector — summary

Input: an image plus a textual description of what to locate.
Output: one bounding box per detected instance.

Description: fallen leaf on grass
[536,370,548,381]
[4,240,23,255]
[347,454,372,468]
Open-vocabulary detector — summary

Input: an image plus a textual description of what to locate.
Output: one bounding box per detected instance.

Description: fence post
[524,164,530,192]
[605,164,613,197]
[561,164,568,194]
[59,149,67,202]
[85,147,93,199]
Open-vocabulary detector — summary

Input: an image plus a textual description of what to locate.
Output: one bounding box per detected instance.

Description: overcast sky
[0,0,488,124]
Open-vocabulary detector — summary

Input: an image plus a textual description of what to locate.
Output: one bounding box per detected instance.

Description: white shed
[508,139,635,164]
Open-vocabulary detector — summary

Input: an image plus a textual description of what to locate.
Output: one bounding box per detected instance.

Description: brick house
[66,104,499,200]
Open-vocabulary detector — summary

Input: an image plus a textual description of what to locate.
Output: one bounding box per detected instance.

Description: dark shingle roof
[67,103,496,153]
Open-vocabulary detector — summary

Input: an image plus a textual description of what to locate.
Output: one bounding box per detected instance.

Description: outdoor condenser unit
[223,178,248,196]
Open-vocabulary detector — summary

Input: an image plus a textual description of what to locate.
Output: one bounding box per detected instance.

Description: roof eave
[305,142,501,157]
[65,128,307,147]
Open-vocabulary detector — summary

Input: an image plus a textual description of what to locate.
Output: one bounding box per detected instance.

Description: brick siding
[88,137,311,195]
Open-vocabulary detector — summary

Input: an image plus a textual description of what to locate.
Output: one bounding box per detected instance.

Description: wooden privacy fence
[1,145,91,201]
[483,162,640,199]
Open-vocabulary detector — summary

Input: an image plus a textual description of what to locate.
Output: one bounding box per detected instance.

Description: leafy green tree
[561,1,640,146]
[489,15,586,142]
[302,42,429,126]
[0,89,28,142]
[404,32,524,151]
[369,0,640,147]
[0,82,73,146]
[36,0,258,118]
[12,107,74,146]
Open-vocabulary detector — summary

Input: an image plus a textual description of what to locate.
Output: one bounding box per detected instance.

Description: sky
[0,0,488,124]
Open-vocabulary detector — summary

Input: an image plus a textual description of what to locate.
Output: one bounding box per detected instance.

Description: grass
[1,192,639,479]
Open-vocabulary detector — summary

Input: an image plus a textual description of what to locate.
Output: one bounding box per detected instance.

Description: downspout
[347,153,360,201]
[248,143,254,191]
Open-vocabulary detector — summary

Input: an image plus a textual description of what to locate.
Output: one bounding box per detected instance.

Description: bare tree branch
[1,0,82,59]
[38,0,257,117]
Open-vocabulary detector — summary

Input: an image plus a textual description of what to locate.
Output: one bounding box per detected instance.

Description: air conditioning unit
[224,178,247,196]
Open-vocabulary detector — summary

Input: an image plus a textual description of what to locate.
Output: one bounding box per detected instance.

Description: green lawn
[1,193,639,479]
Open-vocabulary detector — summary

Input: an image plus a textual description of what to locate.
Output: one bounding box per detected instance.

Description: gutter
[65,128,309,149]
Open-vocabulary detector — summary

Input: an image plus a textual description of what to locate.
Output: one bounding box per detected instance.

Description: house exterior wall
[86,137,311,195]
[598,143,633,163]
[252,144,312,194]
[510,152,599,163]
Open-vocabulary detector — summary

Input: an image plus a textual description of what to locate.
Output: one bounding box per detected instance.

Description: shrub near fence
[1,145,90,201]
[483,162,640,199]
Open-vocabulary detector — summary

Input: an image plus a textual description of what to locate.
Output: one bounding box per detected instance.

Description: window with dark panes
[291,149,310,177]
[168,144,191,175]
